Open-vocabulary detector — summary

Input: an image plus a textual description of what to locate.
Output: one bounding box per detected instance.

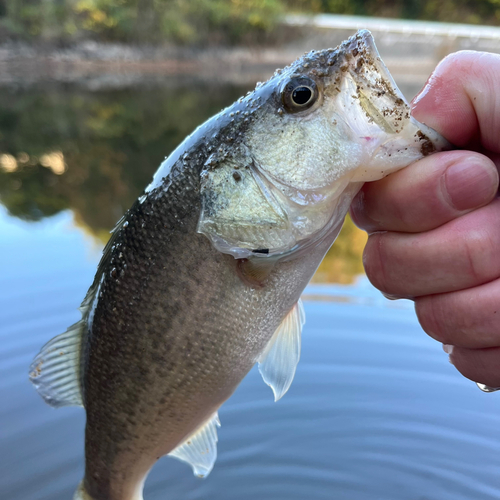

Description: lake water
[1,77,500,500]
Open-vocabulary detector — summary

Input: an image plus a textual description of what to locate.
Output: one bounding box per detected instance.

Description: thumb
[411,51,500,155]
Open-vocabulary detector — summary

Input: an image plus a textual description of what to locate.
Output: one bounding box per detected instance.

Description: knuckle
[415,297,450,343]
[437,50,476,74]
[462,207,500,284]
[451,347,500,388]
[363,233,391,293]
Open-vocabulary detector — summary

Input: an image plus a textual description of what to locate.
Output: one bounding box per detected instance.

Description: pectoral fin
[168,412,221,478]
[258,299,305,402]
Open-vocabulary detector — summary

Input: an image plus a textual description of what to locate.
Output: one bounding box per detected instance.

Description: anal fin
[258,299,305,402]
[168,412,221,478]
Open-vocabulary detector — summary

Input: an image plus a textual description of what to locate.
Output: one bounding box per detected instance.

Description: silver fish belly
[29,30,450,500]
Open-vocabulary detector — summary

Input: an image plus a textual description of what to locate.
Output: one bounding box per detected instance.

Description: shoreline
[1,14,499,90]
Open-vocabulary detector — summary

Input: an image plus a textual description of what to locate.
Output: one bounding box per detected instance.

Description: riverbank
[1,14,500,93]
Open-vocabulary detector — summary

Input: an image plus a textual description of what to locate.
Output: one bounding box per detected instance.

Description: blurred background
[1,2,500,500]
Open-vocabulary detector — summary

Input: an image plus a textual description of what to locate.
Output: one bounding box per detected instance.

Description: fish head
[198,30,450,260]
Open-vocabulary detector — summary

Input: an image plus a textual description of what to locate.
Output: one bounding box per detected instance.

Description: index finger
[350,150,498,234]
[351,51,500,234]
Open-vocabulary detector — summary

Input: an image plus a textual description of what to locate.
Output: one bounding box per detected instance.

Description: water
[1,79,500,500]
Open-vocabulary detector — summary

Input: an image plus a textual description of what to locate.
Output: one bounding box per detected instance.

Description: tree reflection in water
[0,82,366,283]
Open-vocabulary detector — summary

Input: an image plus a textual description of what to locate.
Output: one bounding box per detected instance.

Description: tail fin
[73,481,94,500]
[73,480,145,500]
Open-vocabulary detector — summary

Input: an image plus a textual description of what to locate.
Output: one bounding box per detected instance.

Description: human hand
[350,51,500,389]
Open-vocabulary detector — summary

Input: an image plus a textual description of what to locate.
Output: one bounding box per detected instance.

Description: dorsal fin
[29,215,128,408]
[29,320,85,408]
[258,299,305,401]
[168,412,221,477]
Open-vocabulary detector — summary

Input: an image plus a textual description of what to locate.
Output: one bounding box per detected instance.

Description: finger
[415,278,500,349]
[350,150,498,233]
[363,199,500,297]
[411,51,500,154]
[445,344,500,388]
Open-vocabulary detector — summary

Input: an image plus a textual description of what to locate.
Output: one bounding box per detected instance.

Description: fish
[29,30,450,500]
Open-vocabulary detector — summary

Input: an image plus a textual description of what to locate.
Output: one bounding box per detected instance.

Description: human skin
[350,51,500,389]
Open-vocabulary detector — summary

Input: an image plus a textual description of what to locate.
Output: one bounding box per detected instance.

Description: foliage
[74,0,137,39]
[285,0,500,25]
[2,0,500,43]
[0,0,284,43]
[159,0,284,44]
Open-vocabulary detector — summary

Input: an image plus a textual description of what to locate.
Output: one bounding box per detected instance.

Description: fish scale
[83,161,317,499]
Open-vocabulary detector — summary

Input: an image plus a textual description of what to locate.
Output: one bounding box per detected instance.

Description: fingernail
[444,160,498,211]
[442,343,453,354]
[350,189,375,232]
[410,75,437,121]
[381,290,413,301]
[411,78,431,108]
[442,344,455,365]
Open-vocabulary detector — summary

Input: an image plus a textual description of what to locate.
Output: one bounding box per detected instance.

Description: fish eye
[292,86,313,105]
[282,77,319,114]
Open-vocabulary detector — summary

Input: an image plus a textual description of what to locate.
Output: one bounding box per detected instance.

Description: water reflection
[312,216,367,284]
[2,77,500,500]
[0,82,367,284]
[0,84,244,225]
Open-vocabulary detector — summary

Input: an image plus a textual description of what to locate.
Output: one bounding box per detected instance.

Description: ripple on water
[1,211,500,499]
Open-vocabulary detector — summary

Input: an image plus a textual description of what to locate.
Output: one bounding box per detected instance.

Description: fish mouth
[333,29,452,182]
[337,29,412,136]
[353,30,451,153]
[350,30,408,106]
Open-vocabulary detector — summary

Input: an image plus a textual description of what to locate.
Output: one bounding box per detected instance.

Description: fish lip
[410,117,453,152]
[348,31,451,154]
[348,29,408,105]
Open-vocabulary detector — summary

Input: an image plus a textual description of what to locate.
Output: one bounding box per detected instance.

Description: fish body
[29,31,449,500]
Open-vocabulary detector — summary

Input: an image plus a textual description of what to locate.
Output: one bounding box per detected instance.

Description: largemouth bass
[29,30,449,500]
